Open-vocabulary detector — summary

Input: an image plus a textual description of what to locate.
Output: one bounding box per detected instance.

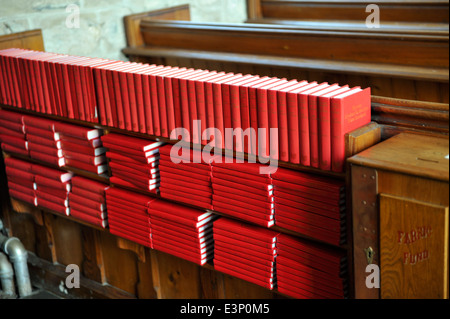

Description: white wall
[0,0,247,60]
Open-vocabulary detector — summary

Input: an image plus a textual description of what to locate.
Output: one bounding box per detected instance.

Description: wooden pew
[247,0,449,24]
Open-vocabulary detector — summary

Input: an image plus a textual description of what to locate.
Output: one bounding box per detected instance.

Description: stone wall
[0,0,247,60]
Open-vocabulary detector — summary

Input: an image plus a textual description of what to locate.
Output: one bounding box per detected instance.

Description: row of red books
[0,109,107,175]
[101,133,162,194]
[0,48,372,172]
[155,145,345,246]
[0,48,111,123]
[4,157,109,228]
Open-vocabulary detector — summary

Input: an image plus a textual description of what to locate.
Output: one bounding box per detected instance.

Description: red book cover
[5,166,34,182]
[297,83,329,166]
[34,175,70,192]
[127,64,148,132]
[276,81,308,163]
[221,75,254,145]
[0,109,24,123]
[162,176,211,193]
[63,150,106,166]
[69,57,91,121]
[149,66,177,136]
[53,122,102,140]
[159,186,211,204]
[35,189,67,206]
[213,194,273,216]
[151,223,212,240]
[214,255,274,278]
[171,69,209,141]
[195,72,228,145]
[148,199,212,221]
[223,75,256,151]
[63,158,108,175]
[59,135,102,148]
[214,228,276,250]
[71,175,108,193]
[211,74,243,149]
[214,246,274,268]
[156,68,188,137]
[214,240,276,262]
[27,141,61,157]
[212,201,274,224]
[275,207,341,231]
[331,87,371,172]
[49,55,70,116]
[274,184,343,206]
[212,183,271,202]
[213,262,274,290]
[0,134,27,149]
[187,71,217,145]
[40,54,63,114]
[22,115,54,131]
[110,62,132,128]
[272,167,344,191]
[204,73,236,147]
[212,175,272,195]
[1,142,29,156]
[255,78,284,158]
[318,86,352,171]
[69,196,105,213]
[70,209,107,228]
[36,197,68,215]
[164,69,195,138]
[7,181,35,196]
[8,189,36,206]
[4,157,33,172]
[101,133,162,152]
[58,56,81,118]
[60,141,105,156]
[308,84,340,168]
[71,187,106,204]
[0,127,25,139]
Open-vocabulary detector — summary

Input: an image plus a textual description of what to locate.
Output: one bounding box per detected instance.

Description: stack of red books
[102,133,162,193]
[213,218,279,290]
[105,187,154,248]
[272,168,346,246]
[276,234,347,299]
[0,109,27,156]
[22,115,62,166]
[68,176,109,228]
[33,163,73,216]
[54,122,107,175]
[0,48,114,123]
[159,145,218,210]
[211,162,275,228]
[148,199,217,265]
[3,157,36,205]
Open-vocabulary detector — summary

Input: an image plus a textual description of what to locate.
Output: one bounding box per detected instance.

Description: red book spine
[248,87,259,157]
[39,60,52,114]
[172,77,183,132]
[9,56,20,107]
[80,65,92,122]
[179,78,190,141]
[157,75,169,138]
[268,89,279,160]
[112,70,125,129]
[257,88,269,158]
[298,93,310,167]
[286,93,300,164]
[135,73,146,133]
[318,96,332,171]
[74,64,86,120]
[212,82,224,149]
[230,84,242,152]
[127,72,139,132]
[331,88,371,172]
[188,78,199,144]
[165,77,176,139]
[195,81,208,145]
[50,60,62,116]
[29,57,40,112]
[86,66,98,123]
[150,74,161,137]
[55,61,68,118]
[278,91,289,162]
[116,70,131,131]
[142,73,154,135]
[106,68,118,128]
[239,86,251,154]
[205,81,216,146]
[67,63,79,119]
[308,95,320,168]
[63,63,76,119]
[43,60,56,115]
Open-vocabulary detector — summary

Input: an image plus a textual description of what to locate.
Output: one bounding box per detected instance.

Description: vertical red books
[330,87,371,172]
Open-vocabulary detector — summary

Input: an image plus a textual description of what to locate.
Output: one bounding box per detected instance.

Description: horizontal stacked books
[213,218,279,290]
[0,109,27,156]
[33,163,73,216]
[0,48,115,123]
[276,234,347,299]
[68,176,109,228]
[55,122,106,175]
[1,48,372,172]
[4,157,73,215]
[102,133,162,194]
[211,162,275,228]
[3,157,36,206]
[148,199,217,265]
[105,187,153,248]
[22,115,62,167]
[159,145,218,210]
[272,168,346,246]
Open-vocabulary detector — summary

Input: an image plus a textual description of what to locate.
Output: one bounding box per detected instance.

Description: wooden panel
[0,29,45,51]
[256,0,449,23]
[349,133,449,182]
[139,21,448,68]
[380,194,448,299]
[124,4,191,47]
[150,249,202,299]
